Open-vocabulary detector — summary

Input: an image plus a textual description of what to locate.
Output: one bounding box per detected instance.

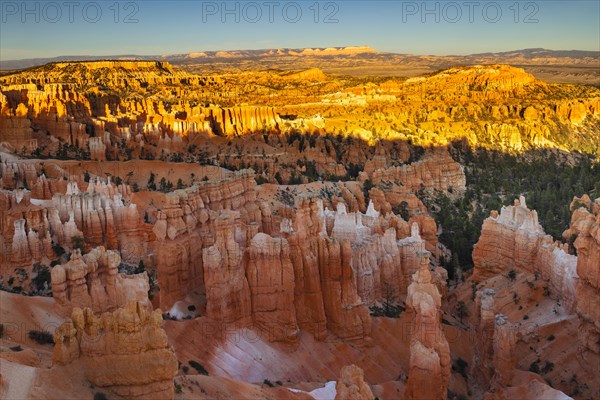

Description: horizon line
[2,46,600,63]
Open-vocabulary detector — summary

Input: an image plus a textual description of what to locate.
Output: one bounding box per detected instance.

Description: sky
[1,0,599,60]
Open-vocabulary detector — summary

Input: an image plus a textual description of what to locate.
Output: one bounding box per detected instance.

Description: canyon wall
[150,172,440,343]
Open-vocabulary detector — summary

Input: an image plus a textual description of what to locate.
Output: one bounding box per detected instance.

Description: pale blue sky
[1,1,598,60]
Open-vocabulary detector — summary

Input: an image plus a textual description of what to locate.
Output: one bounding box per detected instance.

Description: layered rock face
[0,63,282,164]
[564,195,600,353]
[0,61,206,90]
[0,91,37,153]
[0,176,145,276]
[473,196,545,279]
[3,62,600,167]
[315,234,372,341]
[53,301,178,399]
[207,106,281,136]
[1,83,92,147]
[369,147,466,194]
[246,233,299,342]
[0,189,55,269]
[51,246,150,315]
[471,288,497,388]
[151,172,368,342]
[471,290,517,394]
[150,171,437,343]
[52,179,145,263]
[334,365,374,400]
[202,211,253,325]
[404,251,450,400]
[472,196,578,309]
[287,198,434,341]
[491,315,517,389]
[285,199,329,339]
[152,170,260,310]
[349,221,426,303]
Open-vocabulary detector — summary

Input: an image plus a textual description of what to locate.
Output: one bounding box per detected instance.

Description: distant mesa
[181,46,379,60]
[290,46,379,56]
[186,52,208,59]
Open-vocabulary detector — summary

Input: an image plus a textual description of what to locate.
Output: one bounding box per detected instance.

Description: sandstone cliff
[564,195,600,353]
[51,246,150,315]
[149,176,442,344]
[404,251,450,400]
[53,301,178,399]
[151,170,260,310]
[246,233,299,342]
[1,189,55,270]
[369,147,466,194]
[0,175,145,278]
[470,289,518,395]
[472,196,578,309]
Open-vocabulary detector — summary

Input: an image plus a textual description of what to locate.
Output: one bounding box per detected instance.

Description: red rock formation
[0,189,54,270]
[246,233,299,342]
[208,106,281,136]
[334,365,374,400]
[491,315,517,389]
[317,235,372,341]
[470,290,518,395]
[285,199,328,340]
[151,170,259,310]
[148,172,377,344]
[53,301,178,399]
[0,171,140,271]
[52,178,143,259]
[473,196,544,279]
[564,195,600,353]
[202,211,252,324]
[472,196,578,308]
[51,246,150,315]
[471,288,497,388]
[369,147,466,194]
[0,90,37,153]
[88,137,107,161]
[351,222,426,304]
[405,251,450,400]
